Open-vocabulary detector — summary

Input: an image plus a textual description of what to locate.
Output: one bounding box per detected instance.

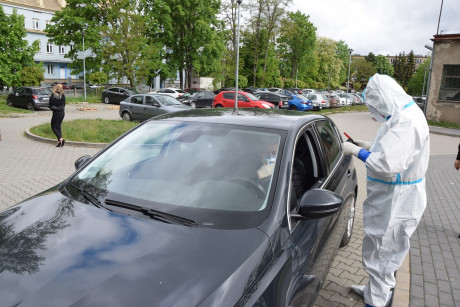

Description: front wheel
[6,98,13,107]
[122,112,132,121]
[103,96,110,104]
[214,104,223,108]
[191,102,196,108]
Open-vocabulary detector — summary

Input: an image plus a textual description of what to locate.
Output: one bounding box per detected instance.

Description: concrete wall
[426,35,460,125]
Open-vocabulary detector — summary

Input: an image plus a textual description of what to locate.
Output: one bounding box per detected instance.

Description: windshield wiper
[68,182,109,210]
[104,199,197,227]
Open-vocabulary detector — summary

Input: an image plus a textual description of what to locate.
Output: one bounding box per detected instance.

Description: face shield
[367,104,386,122]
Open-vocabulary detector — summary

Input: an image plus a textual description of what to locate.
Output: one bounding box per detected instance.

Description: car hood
[0,192,271,307]
[167,104,193,110]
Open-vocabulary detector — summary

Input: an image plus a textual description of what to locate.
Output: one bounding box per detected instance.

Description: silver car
[120,94,192,121]
[307,93,330,110]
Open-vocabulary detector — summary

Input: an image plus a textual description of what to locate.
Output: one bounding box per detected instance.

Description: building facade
[0,0,80,84]
[425,33,460,125]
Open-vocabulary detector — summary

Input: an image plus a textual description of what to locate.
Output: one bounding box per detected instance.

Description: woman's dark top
[49,93,66,111]
[457,143,460,161]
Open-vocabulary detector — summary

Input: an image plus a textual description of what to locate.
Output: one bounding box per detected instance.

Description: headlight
[262,103,271,109]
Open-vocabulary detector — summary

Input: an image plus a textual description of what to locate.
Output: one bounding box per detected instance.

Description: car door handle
[347,169,352,177]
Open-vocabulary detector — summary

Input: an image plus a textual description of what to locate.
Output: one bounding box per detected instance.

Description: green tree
[315,37,343,90]
[18,63,44,86]
[0,6,39,88]
[46,0,106,78]
[277,11,316,83]
[351,57,376,86]
[407,57,430,96]
[163,0,224,89]
[335,40,351,86]
[100,0,165,87]
[374,55,394,76]
[393,51,416,89]
[364,52,376,65]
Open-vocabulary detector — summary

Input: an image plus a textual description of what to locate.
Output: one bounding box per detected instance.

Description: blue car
[284,92,313,111]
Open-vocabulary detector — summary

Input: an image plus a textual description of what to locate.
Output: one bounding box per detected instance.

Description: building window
[70,44,74,51]
[47,43,53,53]
[438,65,460,101]
[47,65,54,75]
[59,45,65,54]
[32,18,39,30]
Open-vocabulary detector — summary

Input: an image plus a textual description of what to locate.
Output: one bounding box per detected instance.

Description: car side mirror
[74,155,92,170]
[292,189,343,220]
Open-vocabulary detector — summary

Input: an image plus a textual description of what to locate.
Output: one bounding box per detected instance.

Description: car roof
[151,108,324,131]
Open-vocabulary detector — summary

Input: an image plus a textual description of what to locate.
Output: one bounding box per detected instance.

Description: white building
[0,0,79,83]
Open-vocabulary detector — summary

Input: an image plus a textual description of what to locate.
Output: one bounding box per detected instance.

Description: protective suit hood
[363,74,413,118]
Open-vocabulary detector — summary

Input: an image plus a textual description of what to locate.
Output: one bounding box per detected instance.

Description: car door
[116,89,131,104]
[238,93,252,108]
[287,126,331,305]
[128,95,145,121]
[194,92,206,107]
[202,92,215,108]
[144,95,164,119]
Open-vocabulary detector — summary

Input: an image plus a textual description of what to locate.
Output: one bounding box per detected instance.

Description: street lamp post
[82,29,86,101]
[234,0,242,114]
[346,48,353,105]
[424,44,434,116]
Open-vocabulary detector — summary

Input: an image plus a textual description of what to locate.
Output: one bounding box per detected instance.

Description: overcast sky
[289,0,460,56]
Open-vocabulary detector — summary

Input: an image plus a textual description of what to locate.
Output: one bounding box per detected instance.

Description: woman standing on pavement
[49,83,66,147]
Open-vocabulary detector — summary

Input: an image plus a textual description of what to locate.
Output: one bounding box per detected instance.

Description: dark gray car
[181,90,216,108]
[119,94,192,121]
[6,87,51,111]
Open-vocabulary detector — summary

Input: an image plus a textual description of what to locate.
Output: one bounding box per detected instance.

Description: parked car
[88,84,102,89]
[70,84,84,89]
[268,87,283,94]
[284,93,313,111]
[351,93,364,105]
[6,86,51,111]
[0,108,357,307]
[253,91,290,109]
[307,93,330,110]
[102,87,141,104]
[213,87,234,95]
[326,94,341,108]
[184,87,204,93]
[337,93,352,106]
[119,94,192,121]
[181,90,216,108]
[302,89,316,94]
[287,88,304,95]
[213,91,275,109]
[151,88,185,99]
[412,96,426,110]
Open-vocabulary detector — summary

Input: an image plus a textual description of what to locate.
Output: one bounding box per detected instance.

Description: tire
[27,101,35,111]
[191,102,196,108]
[340,193,356,247]
[122,112,132,121]
[214,104,223,108]
[103,96,110,104]
[289,105,297,111]
[6,98,13,107]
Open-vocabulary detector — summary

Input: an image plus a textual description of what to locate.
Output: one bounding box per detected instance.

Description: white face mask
[367,104,385,122]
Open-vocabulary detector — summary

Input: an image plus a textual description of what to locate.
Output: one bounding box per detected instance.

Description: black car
[119,93,192,121]
[213,87,234,95]
[102,87,141,104]
[254,91,290,109]
[0,109,357,307]
[181,90,216,108]
[412,96,426,110]
[6,86,51,111]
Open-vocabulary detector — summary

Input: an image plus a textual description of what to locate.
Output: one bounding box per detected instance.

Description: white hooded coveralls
[361,74,430,306]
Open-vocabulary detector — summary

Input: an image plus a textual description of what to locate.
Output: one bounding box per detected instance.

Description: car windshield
[33,88,51,95]
[127,88,141,94]
[69,121,282,229]
[156,95,182,106]
[176,89,186,93]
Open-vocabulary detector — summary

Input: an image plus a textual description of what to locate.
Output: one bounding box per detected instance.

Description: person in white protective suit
[342,74,430,307]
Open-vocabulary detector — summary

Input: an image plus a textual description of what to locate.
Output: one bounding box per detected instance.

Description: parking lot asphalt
[0,105,459,306]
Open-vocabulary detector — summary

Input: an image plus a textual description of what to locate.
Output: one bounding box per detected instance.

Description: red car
[213,91,275,109]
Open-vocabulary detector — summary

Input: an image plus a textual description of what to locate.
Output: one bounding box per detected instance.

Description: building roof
[0,0,65,12]
[432,33,460,42]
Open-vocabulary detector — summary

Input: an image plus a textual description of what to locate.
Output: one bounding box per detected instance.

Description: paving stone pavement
[0,108,459,306]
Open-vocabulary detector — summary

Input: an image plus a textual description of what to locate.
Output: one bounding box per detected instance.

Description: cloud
[289,0,459,56]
